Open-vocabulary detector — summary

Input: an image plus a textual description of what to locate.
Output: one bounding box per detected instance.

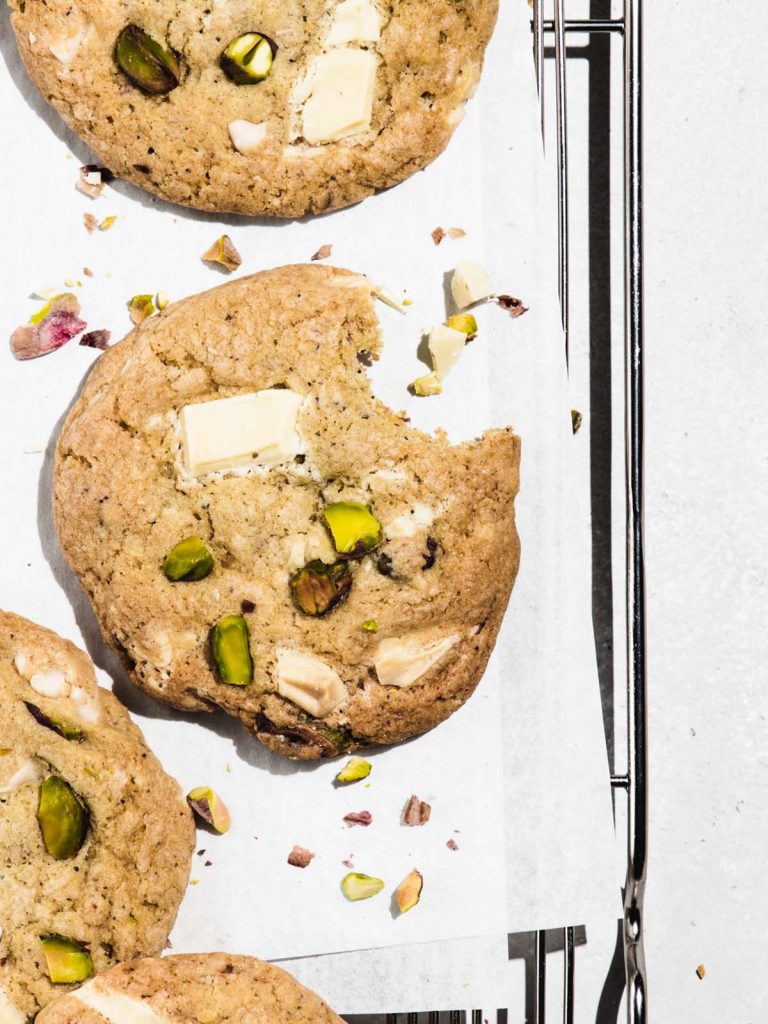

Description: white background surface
[0,0,623,1017]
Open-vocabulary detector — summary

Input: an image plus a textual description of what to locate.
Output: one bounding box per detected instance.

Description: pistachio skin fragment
[221,32,277,84]
[211,615,253,686]
[341,872,385,901]
[335,756,372,783]
[323,502,382,558]
[163,536,214,582]
[115,24,181,95]
[25,702,84,741]
[446,313,478,337]
[37,777,88,860]
[289,559,353,616]
[395,868,424,913]
[40,935,93,984]
[187,786,231,834]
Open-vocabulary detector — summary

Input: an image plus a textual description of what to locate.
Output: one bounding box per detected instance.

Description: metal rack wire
[347,3,646,1021]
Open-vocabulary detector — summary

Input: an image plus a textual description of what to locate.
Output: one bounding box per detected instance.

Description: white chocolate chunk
[327,0,381,45]
[385,503,434,539]
[228,119,269,155]
[372,283,407,313]
[428,324,466,378]
[13,652,29,678]
[48,24,89,64]
[29,668,69,699]
[0,759,40,795]
[181,389,304,477]
[451,260,494,309]
[301,48,377,144]
[0,989,26,1024]
[375,633,458,688]
[73,982,166,1024]
[77,702,101,726]
[276,649,347,718]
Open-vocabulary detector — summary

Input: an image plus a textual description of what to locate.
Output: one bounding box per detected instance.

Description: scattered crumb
[83,212,98,234]
[79,329,111,350]
[189,879,200,886]
[225,763,232,774]
[196,849,206,857]
[571,409,583,434]
[202,234,241,272]
[11,293,86,361]
[342,857,354,868]
[204,860,212,867]
[64,278,75,287]
[156,290,169,310]
[128,294,156,326]
[83,267,93,277]
[76,164,113,199]
[311,244,332,261]
[446,838,459,851]
[165,939,173,950]
[402,794,431,826]
[287,845,315,868]
[343,810,373,827]
[99,215,117,232]
[447,227,467,239]
[431,226,446,245]
[496,294,529,317]
[695,964,705,980]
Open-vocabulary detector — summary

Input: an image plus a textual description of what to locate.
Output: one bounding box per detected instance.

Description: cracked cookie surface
[53,264,520,760]
[10,0,498,217]
[0,611,195,1022]
[37,953,344,1024]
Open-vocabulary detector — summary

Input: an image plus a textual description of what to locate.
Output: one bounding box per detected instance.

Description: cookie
[36,953,344,1024]
[0,612,195,1022]
[53,264,520,760]
[9,0,498,217]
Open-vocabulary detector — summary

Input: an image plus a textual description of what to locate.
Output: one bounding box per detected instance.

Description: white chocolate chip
[69,684,89,705]
[72,982,166,1024]
[0,759,40,795]
[326,0,381,45]
[276,648,347,718]
[375,633,459,688]
[29,669,70,699]
[372,283,408,313]
[299,48,378,145]
[428,324,466,378]
[451,261,495,309]
[228,119,269,155]
[48,24,90,65]
[287,537,308,570]
[77,702,101,726]
[385,503,434,540]
[13,652,29,678]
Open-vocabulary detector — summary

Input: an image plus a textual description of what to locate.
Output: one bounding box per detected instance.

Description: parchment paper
[0,0,620,1011]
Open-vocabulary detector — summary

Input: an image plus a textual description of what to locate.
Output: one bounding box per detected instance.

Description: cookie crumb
[83,212,98,234]
[311,244,332,261]
[402,794,431,826]
[446,838,459,851]
[695,964,705,980]
[431,227,446,245]
[288,845,315,868]
[83,267,93,277]
[79,329,111,350]
[447,227,467,239]
[77,164,112,199]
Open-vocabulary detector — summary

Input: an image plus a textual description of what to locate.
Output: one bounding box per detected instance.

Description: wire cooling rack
[347,1,646,1020]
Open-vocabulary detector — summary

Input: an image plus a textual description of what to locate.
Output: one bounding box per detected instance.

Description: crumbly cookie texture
[0,611,195,1021]
[53,264,521,760]
[36,954,344,1024]
[10,0,498,217]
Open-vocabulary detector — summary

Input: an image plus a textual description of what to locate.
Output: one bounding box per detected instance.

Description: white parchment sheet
[0,0,620,1012]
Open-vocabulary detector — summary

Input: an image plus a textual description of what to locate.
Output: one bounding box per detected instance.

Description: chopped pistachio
[394,868,423,913]
[361,619,378,632]
[40,935,93,983]
[115,24,181,95]
[446,313,478,337]
[341,872,385,901]
[336,756,372,784]
[431,226,446,245]
[79,329,111,351]
[99,215,117,231]
[311,244,333,261]
[37,776,88,859]
[409,371,442,397]
[202,234,242,272]
[187,786,231,833]
[13,293,86,359]
[163,536,214,582]
[221,32,277,84]
[496,294,529,317]
[129,293,155,325]
[25,702,84,741]
[211,614,253,686]
[323,501,382,557]
[289,559,353,616]
[287,844,314,868]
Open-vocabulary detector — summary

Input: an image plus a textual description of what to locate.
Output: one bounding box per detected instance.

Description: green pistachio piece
[322,502,382,558]
[25,702,84,741]
[40,935,93,984]
[335,756,372,783]
[446,313,478,337]
[289,559,353,616]
[115,24,181,95]
[37,777,88,860]
[341,872,385,901]
[211,615,253,686]
[361,619,378,632]
[221,32,277,84]
[187,786,231,833]
[410,371,442,397]
[163,536,214,582]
